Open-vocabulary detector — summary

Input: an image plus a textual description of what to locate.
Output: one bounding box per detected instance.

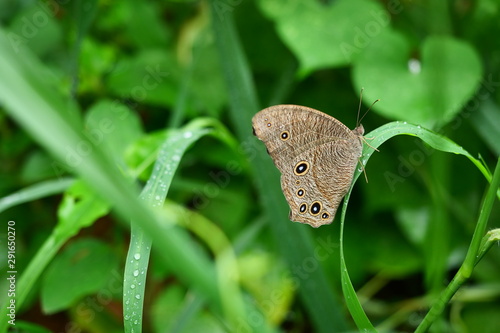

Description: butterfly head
[354,124,364,137]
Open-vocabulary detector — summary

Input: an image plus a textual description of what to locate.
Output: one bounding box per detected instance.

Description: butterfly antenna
[359,98,380,125]
[356,88,364,127]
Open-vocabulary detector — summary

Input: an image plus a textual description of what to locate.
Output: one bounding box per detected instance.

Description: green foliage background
[0,0,499,332]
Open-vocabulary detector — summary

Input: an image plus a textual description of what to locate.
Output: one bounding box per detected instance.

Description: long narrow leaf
[339,121,494,330]
[0,178,74,214]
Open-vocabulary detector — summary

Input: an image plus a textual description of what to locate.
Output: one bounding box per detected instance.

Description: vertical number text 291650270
[6,220,17,326]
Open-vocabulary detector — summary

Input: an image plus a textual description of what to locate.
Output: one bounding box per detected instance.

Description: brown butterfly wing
[252,105,363,227]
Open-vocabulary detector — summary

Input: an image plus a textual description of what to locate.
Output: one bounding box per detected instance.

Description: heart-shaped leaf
[258,0,388,73]
[352,30,483,127]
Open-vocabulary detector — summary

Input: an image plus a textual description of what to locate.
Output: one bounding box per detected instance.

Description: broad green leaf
[41,238,119,313]
[353,31,483,127]
[54,180,110,241]
[258,0,388,73]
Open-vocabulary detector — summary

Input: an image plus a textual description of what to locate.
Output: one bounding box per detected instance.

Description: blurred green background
[0,0,499,332]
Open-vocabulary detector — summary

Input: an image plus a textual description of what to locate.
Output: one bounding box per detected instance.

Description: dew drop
[131,284,136,289]
[134,253,141,260]
[183,131,193,139]
[133,270,139,277]
[135,294,141,300]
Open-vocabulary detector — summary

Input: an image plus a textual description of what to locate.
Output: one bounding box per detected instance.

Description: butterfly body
[252,105,363,228]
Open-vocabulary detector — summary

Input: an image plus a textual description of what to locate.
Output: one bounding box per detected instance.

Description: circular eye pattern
[297,188,305,197]
[280,131,290,140]
[299,203,307,213]
[294,161,310,176]
[295,180,300,185]
[310,201,322,216]
[321,212,330,220]
[267,122,272,127]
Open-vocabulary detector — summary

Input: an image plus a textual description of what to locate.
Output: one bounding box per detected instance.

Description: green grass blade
[124,123,212,333]
[355,121,492,186]
[339,188,377,332]
[339,121,496,331]
[209,2,350,332]
[0,178,74,214]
